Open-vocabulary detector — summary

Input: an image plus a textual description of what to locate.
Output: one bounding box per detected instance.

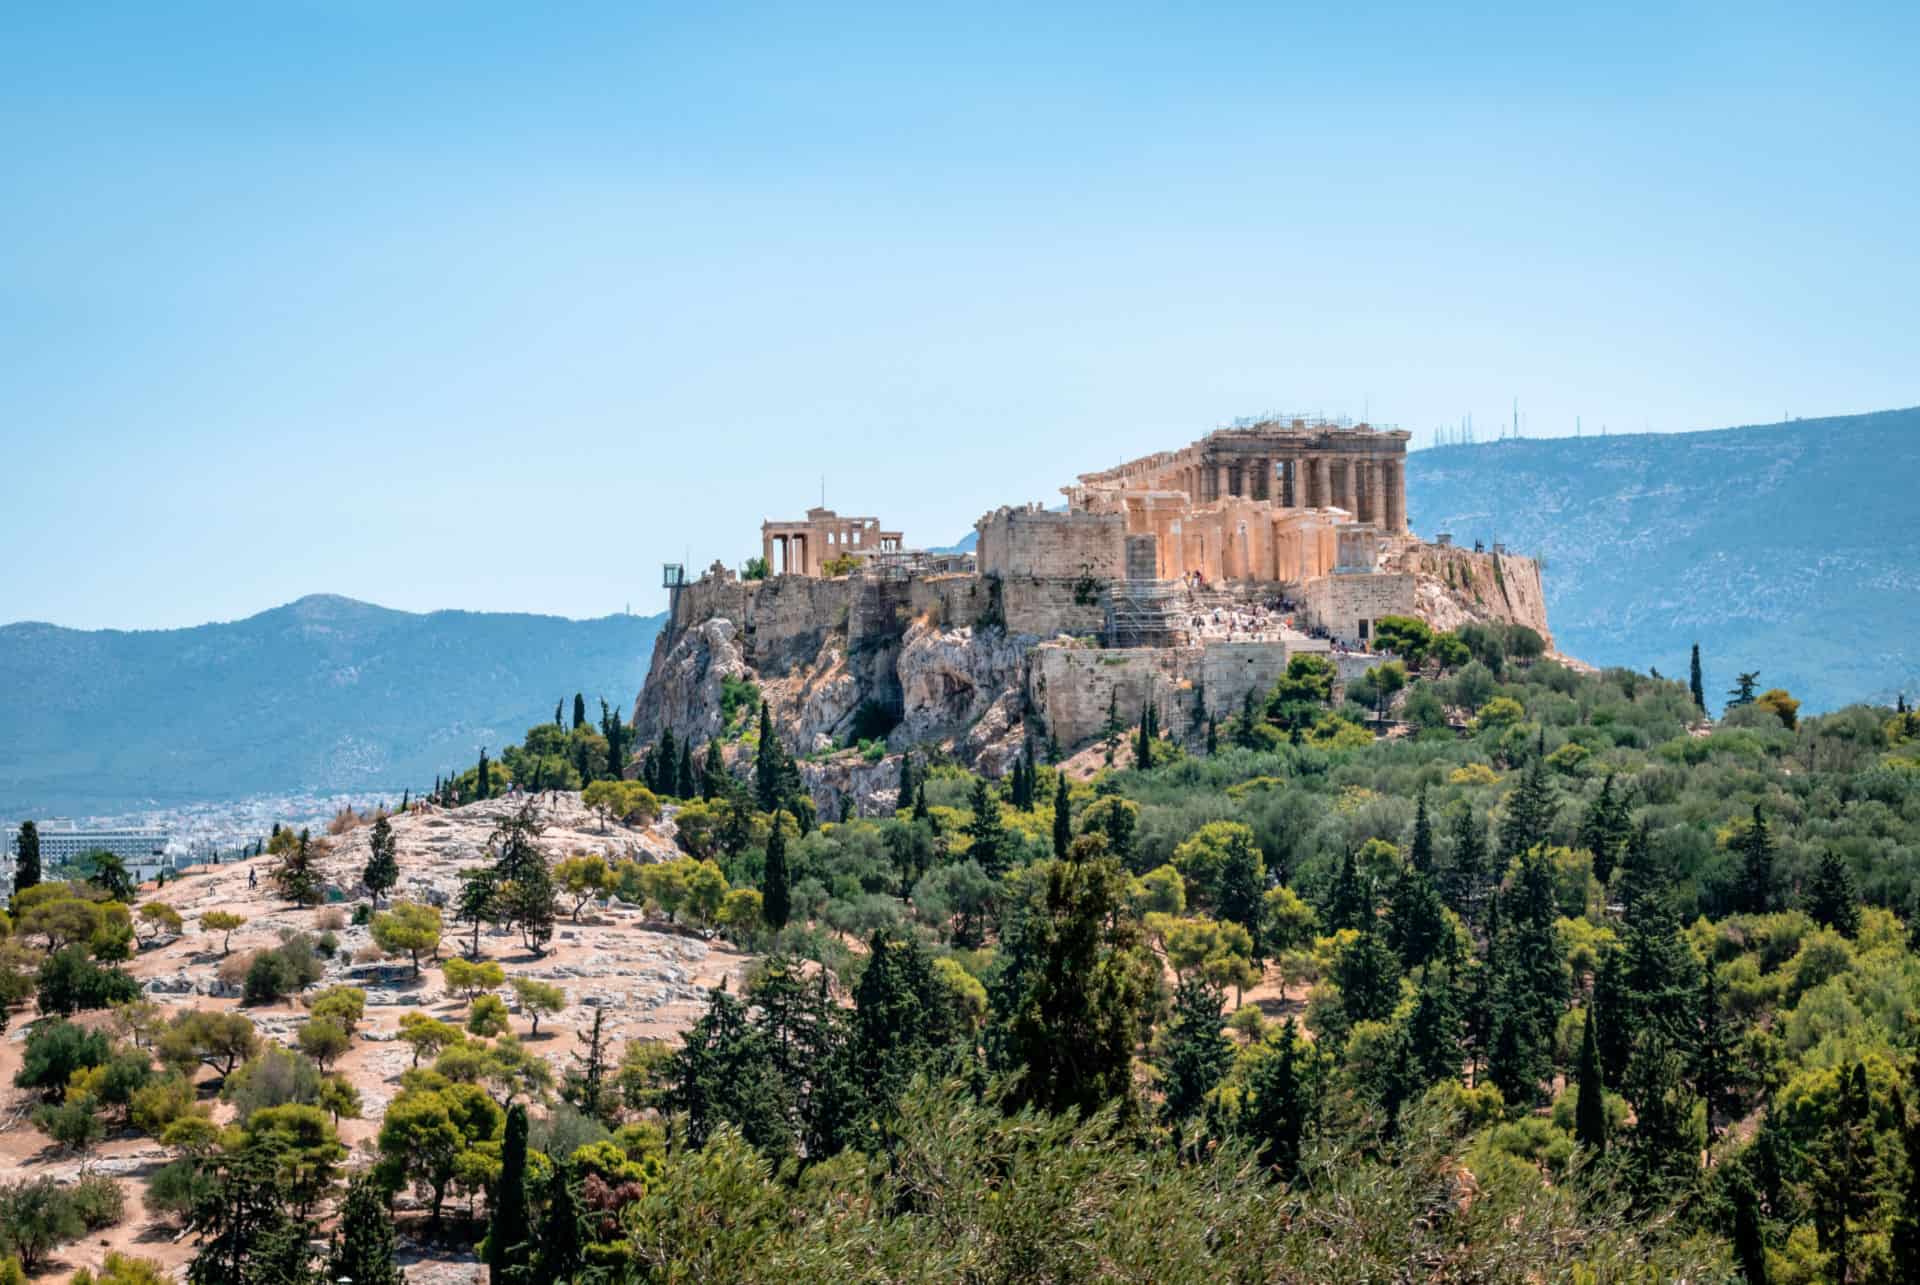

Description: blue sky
[4,2,1915,629]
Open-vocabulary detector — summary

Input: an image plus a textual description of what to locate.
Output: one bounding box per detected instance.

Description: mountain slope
[1405,408,1920,711]
[0,595,663,813]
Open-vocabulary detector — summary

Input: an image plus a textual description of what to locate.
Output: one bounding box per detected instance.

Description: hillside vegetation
[1407,407,1920,712]
[16,633,1920,1282]
[0,595,662,814]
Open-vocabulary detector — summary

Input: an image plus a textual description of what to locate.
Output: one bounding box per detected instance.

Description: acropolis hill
[634,415,1553,813]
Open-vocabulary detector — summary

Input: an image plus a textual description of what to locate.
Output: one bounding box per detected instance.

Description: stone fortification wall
[1198,642,1294,721]
[1000,578,1107,638]
[906,573,990,631]
[1299,573,1418,646]
[1027,646,1196,750]
[975,505,1126,579]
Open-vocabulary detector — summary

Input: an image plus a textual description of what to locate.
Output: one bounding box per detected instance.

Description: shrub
[15,1020,109,1100]
[35,946,141,1015]
[0,1178,84,1273]
[145,1158,212,1224]
[297,1017,352,1069]
[468,993,510,1037]
[71,1251,171,1285]
[316,907,347,932]
[221,1046,323,1123]
[32,1098,105,1152]
[67,1174,126,1230]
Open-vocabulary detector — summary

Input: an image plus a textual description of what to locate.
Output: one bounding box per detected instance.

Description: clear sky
[4,2,1915,629]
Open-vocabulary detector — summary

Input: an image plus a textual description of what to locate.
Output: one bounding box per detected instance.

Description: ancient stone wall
[1299,572,1418,646]
[975,506,1126,579]
[1000,578,1108,638]
[1388,541,1554,647]
[1027,645,1197,749]
[1198,642,1294,721]
[906,573,990,631]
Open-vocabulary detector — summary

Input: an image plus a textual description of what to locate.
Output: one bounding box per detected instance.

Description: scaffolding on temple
[1103,579,1188,649]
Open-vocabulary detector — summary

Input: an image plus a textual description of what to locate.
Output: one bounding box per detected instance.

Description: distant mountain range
[1405,408,1920,712]
[0,595,663,816]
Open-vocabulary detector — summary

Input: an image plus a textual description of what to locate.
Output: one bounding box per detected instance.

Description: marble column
[1312,456,1331,509]
[1385,460,1406,532]
[1370,458,1389,530]
[1215,462,1229,504]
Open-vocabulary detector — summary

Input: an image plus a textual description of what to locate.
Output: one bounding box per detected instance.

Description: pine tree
[703,739,727,800]
[1806,849,1861,937]
[273,828,322,907]
[1808,1061,1877,1283]
[328,1173,401,1285]
[1403,961,1464,1088]
[763,809,791,930]
[363,813,399,909]
[755,702,784,812]
[1689,643,1706,712]
[573,693,587,729]
[568,1005,614,1124]
[1735,805,1775,915]
[1386,865,1448,969]
[1159,975,1233,1130]
[966,778,1009,878]
[1727,672,1759,708]
[1498,756,1557,861]
[489,802,555,954]
[486,1104,532,1284]
[1052,771,1071,859]
[1409,788,1433,874]
[1574,1005,1607,1152]
[11,820,40,905]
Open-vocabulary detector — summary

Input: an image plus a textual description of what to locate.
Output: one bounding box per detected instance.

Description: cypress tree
[328,1173,402,1285]
[1242,1017,1315,1181]
[1324,845,1370,933]
[1806,849,1861,936]
[655,729,679,798]
[1386,865,1448,970]
[913,781,930,825]
[1730,1161,1772,1285]
[555,699,564,728]
[1689,643,1705,712]
[538,1165,585,1283]
[1217,831,1266,956]
[755,702,783,812]
[12,820,40,903]
[677,741,697,799]
[896,753,916,816]
[1891,1076,1920,1280]
[1735,805,1774,915]
[966,778,1008,878]
[1052,771,1071,859]
[477,748,491,800]
[1206,715,1218,755]
[1136,700,1154,770]
[763,809,791,930]
[1580,774,1627,887]
[1403,961,1464,1088]
[1104,689,1122,765]
[1498,756,1557,862]
[702,740,726,800]
[1694,965,1732,1145]
[1409,788,1433,874]
[1445,806,1488,924]
[1574,1005,1607,1152]
[572,692,587,729]
[487,1104,532,1284]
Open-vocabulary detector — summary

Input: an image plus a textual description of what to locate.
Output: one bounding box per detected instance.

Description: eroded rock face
[895,620,1032,750]
[632,618,751,748]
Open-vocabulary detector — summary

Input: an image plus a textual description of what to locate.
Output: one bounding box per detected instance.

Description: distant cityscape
[3,787,412,885]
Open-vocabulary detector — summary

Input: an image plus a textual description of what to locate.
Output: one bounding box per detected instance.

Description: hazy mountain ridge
[0,594,663,814]
[1404,407,1920,710]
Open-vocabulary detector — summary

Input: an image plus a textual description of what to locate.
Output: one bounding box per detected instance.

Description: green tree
[187,1137,316,1285]
[363,813,399,909]
[1727,672,1759,708]
[486,1104,532,1284]
[966,777,1009,878]
[573,693,587,729]
[327,1174,401,1285]
[989,855,1158,1118]
[762,808,791,930]
[1444,806,1489,924]
[1409,788,1434,874]
[754,702,785,811]
[11,822,39,905]
[1734,805,1774,915]
[1159,974,1232,1131]
[1386,865,1449,970]
[1052,771,1071,859]
[371,902,442,974]
[272,828,322,907]
[1805,849,1861,937]
[703,738,727,800]
[1240,1017,1317,1181]
[489,802,555,954]
[1689,643,1705,712]
[0,1178,85,1275]
[1498,757,1557,861]
[1573,1005,1607,1152]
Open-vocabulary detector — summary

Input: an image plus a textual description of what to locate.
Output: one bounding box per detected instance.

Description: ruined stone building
[638,414,1550,815]
[761,507,903,576]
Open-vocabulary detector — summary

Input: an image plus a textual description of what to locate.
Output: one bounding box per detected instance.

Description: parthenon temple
[1065,417,1411,584]
[761,507,903,576]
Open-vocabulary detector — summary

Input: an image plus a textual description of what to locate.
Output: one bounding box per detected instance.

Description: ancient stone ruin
[635,415,1552,814]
